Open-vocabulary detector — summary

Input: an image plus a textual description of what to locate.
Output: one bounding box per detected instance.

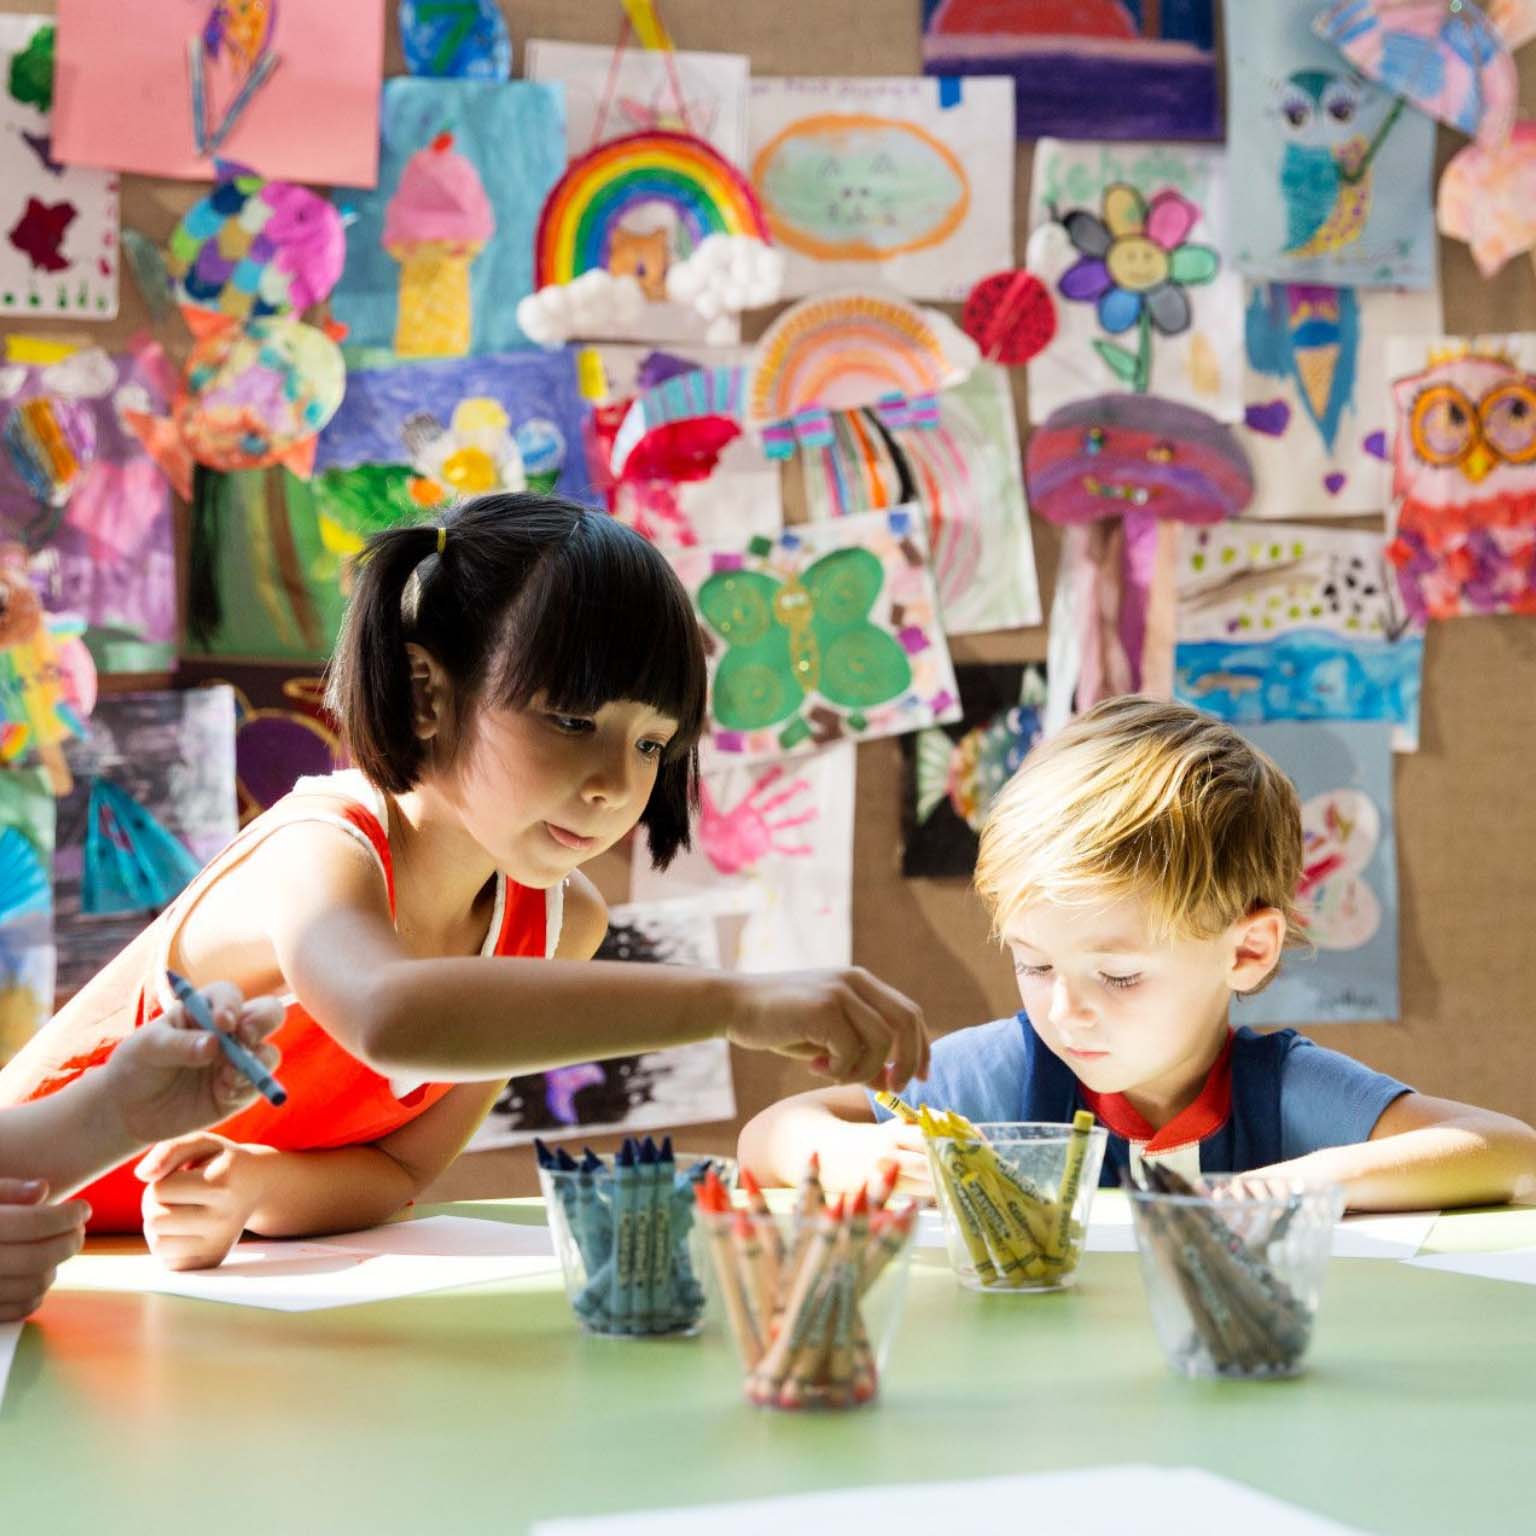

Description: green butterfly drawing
[697,547,913,736]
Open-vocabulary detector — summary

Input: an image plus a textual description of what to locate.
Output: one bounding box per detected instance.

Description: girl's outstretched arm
[251,823,928,1091]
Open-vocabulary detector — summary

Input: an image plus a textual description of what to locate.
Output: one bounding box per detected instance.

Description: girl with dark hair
[0,495,928,1271]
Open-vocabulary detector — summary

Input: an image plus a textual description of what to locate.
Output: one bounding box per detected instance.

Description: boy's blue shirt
[871,1014,1411,1184]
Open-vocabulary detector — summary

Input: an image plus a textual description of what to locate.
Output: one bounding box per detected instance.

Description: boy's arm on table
[738,1085,932,1196]
[1258,1092,1536,1211]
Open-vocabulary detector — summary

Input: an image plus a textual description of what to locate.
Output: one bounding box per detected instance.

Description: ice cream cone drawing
[383,132,496,359]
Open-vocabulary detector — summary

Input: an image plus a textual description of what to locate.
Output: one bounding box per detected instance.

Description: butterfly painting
[1235,721,1398,1025]
[669,508,962,765]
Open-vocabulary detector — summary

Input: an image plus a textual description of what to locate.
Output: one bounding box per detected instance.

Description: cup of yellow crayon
[536,1137,736,1339]
[696,1159,920,1412]
[922,1112,1108,1293]
[1127,1169,1343,1379]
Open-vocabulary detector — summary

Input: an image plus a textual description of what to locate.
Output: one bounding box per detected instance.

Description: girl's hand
[0,1179,88,1321]
[724,968,930,1090]
[104,984,284,1148]
[135,1134,272,1272]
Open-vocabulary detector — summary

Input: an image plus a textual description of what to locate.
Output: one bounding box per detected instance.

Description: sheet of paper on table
[1407,1246,1536,1287]
[0,1321,21,1410]
[530,1465,1368,1534]
[56,1216,557,1313]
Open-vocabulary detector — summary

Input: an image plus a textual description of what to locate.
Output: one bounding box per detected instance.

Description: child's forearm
[738,1090,883,1191]
[242,1144,420,1238]
[351,957,739,1079]
[0,1073,145,1195]
[1260,1119,1536,1212]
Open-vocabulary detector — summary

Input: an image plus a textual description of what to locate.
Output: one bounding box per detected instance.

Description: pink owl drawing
[1387,350,1536,620]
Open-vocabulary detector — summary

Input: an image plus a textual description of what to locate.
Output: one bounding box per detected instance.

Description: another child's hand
[821,1118,933,1201]
[725,968,929,1090]
[0,1179,89,1321]
[104,983,284,1149]
[135,1134,272,1272]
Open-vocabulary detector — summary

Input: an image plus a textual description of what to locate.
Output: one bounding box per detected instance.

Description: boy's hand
[819,1118,933,1200]
[104,984,284,1148]
[136,1134,272,1272]
[0,1179,89,1321]
[725,968,929,1090]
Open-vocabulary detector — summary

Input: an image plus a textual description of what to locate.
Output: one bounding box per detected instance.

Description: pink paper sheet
[51,0,385,187]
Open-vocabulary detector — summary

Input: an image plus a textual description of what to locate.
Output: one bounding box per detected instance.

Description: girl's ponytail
[324,522,445,794]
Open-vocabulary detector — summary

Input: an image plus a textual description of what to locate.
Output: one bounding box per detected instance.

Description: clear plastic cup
[701,1196,919,1412]
[926,1120,1108,1292]
[1128,1176,1345,1379]
[538,1152,735,1339]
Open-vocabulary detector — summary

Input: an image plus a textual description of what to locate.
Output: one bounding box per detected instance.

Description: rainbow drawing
[534,130,771,288]
[744,291,978,430]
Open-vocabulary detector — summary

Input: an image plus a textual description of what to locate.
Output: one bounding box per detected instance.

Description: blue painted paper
[329,79,566,353]
[399,0,511,81]
[1224,0,1436,288]
[1234,721,1398,1027]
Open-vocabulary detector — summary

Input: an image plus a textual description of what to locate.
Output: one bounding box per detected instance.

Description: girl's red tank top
[0,771,562,1233]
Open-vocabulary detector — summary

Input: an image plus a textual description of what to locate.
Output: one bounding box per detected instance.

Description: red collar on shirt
[1078,1032,1234,1154]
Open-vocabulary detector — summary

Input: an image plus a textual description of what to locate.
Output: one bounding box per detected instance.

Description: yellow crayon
[873,1088,921,1124]
[920,1108,999,1283]
[1049,1110,1097,1259]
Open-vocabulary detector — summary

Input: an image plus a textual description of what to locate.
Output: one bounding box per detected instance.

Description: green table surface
[2,1195,1531,1536]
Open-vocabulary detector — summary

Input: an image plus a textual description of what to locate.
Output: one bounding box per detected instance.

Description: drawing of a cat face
[607,227,671,302]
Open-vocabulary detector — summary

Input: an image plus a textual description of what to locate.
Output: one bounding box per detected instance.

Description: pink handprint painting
[698,765,816,877]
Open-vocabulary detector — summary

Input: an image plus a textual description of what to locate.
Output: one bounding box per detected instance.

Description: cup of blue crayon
[536,1136,735,1340]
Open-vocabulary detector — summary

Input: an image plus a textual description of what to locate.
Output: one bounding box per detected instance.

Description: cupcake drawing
[382,132,495,359]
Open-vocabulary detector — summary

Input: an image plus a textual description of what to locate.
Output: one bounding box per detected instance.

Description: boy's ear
[405,643,448,742]
[1228,907,1287,994]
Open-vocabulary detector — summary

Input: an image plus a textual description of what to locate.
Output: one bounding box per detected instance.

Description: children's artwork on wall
[177,660,345,825]
[1313,0,1516,148]
[1385,334,1536,621]
[669,507,962,767]
[1242,280,1444,518]
[524,39,749,162]
[632,743,856,972]
[466,896,736,1149]
[1234,721,1399,1026]
[50,0,385,186]
[53,689,237,998]
[0,347,176,673]
[1224,0,1437,289]
[1174,523,1425,751]
[800,364,1042,636]
[399,0,511,81]
[747,76,1014,301]
[167,165,347,323]
[518,130,782,349]
[1026,140,1243,424]
[591,345,781,551]
[900,664,1046,880]
[0,768,55,1063]
[1438,123,1536,277]
[0,18,119,319]
[1026,393,1254,729]
[330,80,565,357]
[124,319,345,499]
[919,0,1221,142]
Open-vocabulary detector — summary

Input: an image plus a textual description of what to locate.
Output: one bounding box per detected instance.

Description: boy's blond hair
[975,697,1305,949]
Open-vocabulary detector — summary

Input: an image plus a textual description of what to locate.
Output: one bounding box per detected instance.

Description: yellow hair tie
[436,526,447,556]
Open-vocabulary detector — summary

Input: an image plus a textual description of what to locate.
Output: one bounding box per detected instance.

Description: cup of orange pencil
[912,1104,1108,1293]
[695,1158,919,1412]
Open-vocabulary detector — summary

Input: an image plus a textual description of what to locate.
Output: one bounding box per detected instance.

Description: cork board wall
[2,1,1533,1199]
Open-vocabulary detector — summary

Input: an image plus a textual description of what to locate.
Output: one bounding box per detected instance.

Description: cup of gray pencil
[1127,1164,1344,1380]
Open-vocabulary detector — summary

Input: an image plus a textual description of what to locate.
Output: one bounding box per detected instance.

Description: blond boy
[740,699,1536,1209]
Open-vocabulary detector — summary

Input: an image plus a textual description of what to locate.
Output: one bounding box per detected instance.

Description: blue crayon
[635,1138,661,1332]
[166,971,286,1105]
[612,1140,639,1334]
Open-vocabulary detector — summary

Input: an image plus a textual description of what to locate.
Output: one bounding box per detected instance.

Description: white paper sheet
[530,1465,1367,1535]
[57,1216,557,1313]
[0,1321,21,1411]
[1330,1211,1439,1260]
[1407,1246,1536,1287]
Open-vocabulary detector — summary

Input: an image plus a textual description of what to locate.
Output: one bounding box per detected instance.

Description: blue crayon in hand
[166,970,286,1106]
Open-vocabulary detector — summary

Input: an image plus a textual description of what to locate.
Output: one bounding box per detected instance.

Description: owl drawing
[1276,70,1378,259]
[1388,351,1536,620]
